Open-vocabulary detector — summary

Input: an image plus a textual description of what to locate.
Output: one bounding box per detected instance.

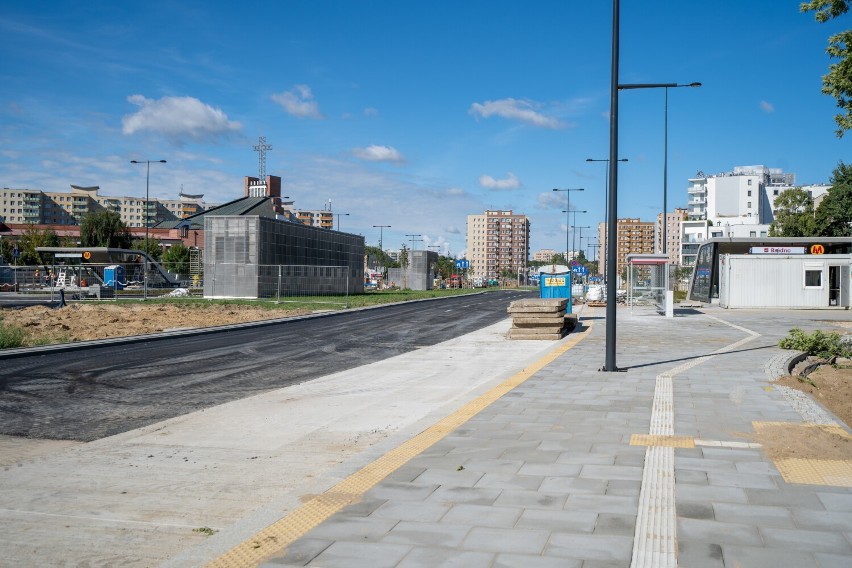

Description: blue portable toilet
[539,264,573,313]
[104,265,125,290]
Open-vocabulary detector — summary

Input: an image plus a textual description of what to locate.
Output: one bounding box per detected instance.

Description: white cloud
[444,187,466,196]
[479,172,521,190]
[353,144,405,163]
[759,100,775,113]
[271,84,323,119]
[469,98,565,129]
[121,95,241,142]
[363,107,379,117]
[445,226,461,235]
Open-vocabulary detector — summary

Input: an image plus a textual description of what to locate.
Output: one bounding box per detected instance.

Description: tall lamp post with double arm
[586,157,627,283]
[552,188,584,264]
[130,159,166,300]
[618,82,701,255]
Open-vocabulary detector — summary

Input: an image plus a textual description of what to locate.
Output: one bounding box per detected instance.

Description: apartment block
[616,218,655,277]
[532,248,558,262]
[656,208,688,264]
[0,185,208,228]
[296,210,334,229]
[466,210,530,279]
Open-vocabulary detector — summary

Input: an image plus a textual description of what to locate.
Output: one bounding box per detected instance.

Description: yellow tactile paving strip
[752,421,852,487]
[206,324,593,568]
[629,434,695,448]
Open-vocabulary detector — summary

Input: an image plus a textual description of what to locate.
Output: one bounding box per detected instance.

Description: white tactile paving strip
[630,315,760,568]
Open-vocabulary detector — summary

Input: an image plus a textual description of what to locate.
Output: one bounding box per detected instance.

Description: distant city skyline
[1,1,847,257]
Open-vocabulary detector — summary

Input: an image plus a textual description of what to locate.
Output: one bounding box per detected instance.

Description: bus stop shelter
[626,253,672,317]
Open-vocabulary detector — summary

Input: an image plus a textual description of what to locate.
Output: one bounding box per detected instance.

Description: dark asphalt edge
[0,290,529,360]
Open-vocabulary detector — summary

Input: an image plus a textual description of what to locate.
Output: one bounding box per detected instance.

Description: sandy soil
[1,303,311,345]
[758,358,852,461]
[775,361,852,429]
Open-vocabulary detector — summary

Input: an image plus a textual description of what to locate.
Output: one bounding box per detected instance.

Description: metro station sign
[750,246,805,255]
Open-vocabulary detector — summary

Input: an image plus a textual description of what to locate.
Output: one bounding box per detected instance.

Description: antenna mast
[253,136,272,181]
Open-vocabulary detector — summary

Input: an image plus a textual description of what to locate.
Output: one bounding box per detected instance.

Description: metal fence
[204,264,351,304]
[1,262,354,305]
[0,261,197,300]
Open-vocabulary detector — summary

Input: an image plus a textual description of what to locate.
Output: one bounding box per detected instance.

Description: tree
[131,237,163,261]
[161,244,190,273]
[814,161,852,235]
[18,224,59,265]
[398,244,409,289]
[802,0,852,137]
[364,245,398,268]
[768,187,816,237]
[80,210,132,249]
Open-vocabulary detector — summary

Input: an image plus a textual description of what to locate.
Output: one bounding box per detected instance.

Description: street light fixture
[618,82,701,255]
[552,188,584,264]
[404,234,422,250]
[562,209,587,263]
[586,157,628,282]
[130,159,166,300]
[372,225,391,252]
[335,212,350,231]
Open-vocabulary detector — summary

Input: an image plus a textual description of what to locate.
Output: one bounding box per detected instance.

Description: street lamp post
[130,159,166,300]
[335,212,350,231]
[552,188,584,264]
[562,209,587,263]
[618,82,701,256]
[372,225,391,252]
[586,157,628,282]
[405,234,422,250]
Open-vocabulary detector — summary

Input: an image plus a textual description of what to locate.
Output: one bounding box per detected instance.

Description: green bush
[779,328,852,360]
[0,320,26,349]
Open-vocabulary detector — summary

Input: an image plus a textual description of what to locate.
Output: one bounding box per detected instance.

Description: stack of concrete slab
[506,298,576,340]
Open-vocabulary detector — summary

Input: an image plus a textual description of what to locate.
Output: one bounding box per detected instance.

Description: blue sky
[0,1,847,257]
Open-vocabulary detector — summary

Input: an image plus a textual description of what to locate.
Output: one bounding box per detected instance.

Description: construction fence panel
[205,264,350,303]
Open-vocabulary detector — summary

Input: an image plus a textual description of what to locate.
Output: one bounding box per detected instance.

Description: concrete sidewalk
[0,317,565,567]
[240,306,852,568]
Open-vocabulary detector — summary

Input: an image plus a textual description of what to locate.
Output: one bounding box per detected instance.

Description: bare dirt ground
[758,357,852,462]
[775,360,852,429]
[1,303,311,345]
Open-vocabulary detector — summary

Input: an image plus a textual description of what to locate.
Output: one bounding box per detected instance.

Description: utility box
[104,265,125,290]
[539,264,572,314]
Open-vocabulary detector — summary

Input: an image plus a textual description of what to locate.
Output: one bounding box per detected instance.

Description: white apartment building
[466,210,530,280]
[679,165,830,266]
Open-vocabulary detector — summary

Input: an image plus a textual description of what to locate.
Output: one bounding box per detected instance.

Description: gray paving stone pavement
[260,305,852,567]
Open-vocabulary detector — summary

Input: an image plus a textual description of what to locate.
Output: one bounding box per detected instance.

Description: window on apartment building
[747,179,752,186]
[747,202,752,208]
[774,190,779,196]
[747,190,751,196]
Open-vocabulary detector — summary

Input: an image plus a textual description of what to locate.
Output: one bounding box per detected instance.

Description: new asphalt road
[0,290,532,442]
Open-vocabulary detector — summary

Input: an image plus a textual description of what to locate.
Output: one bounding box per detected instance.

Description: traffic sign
[571,265,588,275]
[12,245,19,259]
[455,259,470,269]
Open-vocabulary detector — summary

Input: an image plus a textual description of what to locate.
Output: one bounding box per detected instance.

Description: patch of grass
[779,328,852,360]
[192,526,217,537]
[113,287,487,312]
[0,319,26,349]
